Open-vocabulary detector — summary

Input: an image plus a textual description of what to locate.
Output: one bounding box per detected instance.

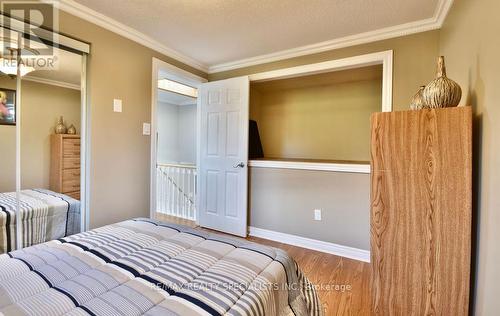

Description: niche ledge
[248,158,370,174]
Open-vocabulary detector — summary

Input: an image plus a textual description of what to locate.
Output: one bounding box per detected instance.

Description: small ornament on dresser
[422,56,462,108]
[67,124,77,135]
[55,116,67,134]
[410,86,427,110]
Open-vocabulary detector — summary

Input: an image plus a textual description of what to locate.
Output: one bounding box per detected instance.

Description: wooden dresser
[50,134,80,200]
[370,107,472,315]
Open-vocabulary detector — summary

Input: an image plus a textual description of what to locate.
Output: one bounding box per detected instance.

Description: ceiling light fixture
[158,79,198,98]
[0,58,35,76]
[0,38,37,77]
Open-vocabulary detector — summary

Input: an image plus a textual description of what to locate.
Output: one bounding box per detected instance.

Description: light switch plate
[142,123,151,135]
[113,99,122,112]
[314,209,322,221]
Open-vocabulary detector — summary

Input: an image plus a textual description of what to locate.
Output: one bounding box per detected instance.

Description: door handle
[233,162,245,168]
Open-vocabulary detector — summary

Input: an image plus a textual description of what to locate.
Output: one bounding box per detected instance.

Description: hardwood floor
[247,237,371,316]
[155,213,371,316]
[156,213,197,228]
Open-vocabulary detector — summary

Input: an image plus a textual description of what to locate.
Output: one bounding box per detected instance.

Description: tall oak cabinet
[370,106,472,315]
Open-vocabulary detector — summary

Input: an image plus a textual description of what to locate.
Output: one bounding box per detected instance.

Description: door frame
[80,53,91,232]
[150,58,207,220]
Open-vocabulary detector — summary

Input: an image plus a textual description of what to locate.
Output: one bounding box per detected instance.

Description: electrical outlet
[314,209,322,221]
[113,99,122,112]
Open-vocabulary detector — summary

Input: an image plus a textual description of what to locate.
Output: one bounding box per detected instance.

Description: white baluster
[175,167,180,217]
[155,164,197,221]
[192,169,196,220]
[156,167,159,213]
[193,169,198,220]
[162,167,166,213]
[160,167,164,214]
[157,167,162,213]
[168,167,173,216]
[162,167,166,214]
[186,169,191,219]
[182,168,186,219]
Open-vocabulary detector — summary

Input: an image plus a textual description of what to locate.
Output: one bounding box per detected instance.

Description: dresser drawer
[62,168,80,193]
[63,157,80,169]
[63,139,80,157]
[63,168,80,181]
[62,179,80,194]
[65,191,80,200]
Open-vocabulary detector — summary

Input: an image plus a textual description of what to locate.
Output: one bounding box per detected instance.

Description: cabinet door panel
[370,107,472,316]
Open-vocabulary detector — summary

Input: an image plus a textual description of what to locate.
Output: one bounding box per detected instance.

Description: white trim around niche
[249,50,393,112]
[249,226,370,262]
[248,160,370,174]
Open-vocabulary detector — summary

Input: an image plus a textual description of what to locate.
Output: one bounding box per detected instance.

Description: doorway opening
[150,58,206,225]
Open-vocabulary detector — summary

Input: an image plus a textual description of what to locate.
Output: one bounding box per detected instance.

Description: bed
[0,218,323,316]
[0,189,81,253]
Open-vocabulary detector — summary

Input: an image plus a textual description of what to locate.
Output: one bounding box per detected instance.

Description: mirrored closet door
[0,26,20,253]
[18,45,84,249]
[0,14,90,253]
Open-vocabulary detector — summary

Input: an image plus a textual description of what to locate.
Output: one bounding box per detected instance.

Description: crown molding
[55,0,209,72]
[23,75,81,90]
[208,0,454,73]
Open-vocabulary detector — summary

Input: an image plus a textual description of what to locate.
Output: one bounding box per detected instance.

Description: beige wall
[57,11,207,229]
[439,0,500,314]
[250,167,370,250]
[0,123,16,192]
[0,77,17,192]
[251,78,381,162]
[0,77,80,192]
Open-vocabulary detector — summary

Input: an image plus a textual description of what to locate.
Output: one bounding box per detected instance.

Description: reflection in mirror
[17,45,82,249]
[0,70,18,253]
[0,26,22,253]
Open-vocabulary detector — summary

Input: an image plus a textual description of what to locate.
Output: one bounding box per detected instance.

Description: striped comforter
[0,218,323,316]
[0,189,81,253]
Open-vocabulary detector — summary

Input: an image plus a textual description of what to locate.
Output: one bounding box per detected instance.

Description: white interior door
[198,76,249,237]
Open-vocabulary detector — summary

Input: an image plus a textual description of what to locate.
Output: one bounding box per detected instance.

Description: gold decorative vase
[422,56,462,108]
[67,124,77,135]
[410,86,427,110]
[55,116,67,134]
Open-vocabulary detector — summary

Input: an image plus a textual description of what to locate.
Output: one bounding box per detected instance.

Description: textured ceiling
[72,0,440,67]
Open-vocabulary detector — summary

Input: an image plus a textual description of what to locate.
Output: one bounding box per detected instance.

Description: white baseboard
[248,226,370,263]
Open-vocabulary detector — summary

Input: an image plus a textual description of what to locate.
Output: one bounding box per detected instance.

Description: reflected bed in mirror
[0,45,84,253]
[0,189,80,252]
